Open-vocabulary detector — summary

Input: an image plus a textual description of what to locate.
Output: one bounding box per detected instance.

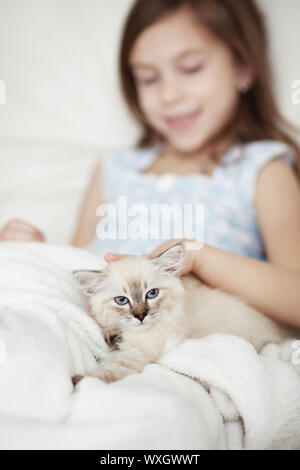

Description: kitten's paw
[72,374,84,385]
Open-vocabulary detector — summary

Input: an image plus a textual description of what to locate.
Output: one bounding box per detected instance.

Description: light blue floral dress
[86,140,295,261]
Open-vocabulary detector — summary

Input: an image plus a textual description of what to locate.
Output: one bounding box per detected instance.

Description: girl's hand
[0,218,45,242]
[104,252,150,262]
[104,238,204,277]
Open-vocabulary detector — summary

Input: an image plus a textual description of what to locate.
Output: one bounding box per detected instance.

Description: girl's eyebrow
[130,48,205,70]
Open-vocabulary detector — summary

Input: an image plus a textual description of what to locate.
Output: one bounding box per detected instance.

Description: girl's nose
[159,79,183,105]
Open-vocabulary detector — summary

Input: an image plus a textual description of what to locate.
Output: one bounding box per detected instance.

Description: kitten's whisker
[150,311,159,317]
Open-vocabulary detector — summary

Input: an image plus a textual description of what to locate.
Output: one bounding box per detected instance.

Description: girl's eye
[114,296,129,306]
[135,63,205,86]
[183,65,204,74]
[137,77,157,86]
[136,65,204,86]
[146,288,159,299]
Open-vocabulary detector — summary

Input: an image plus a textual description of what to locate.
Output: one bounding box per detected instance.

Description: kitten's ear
[151,243,184,276]
[73,269,107,296]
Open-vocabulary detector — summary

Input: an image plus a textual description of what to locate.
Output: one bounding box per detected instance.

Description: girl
[1,0,300,328]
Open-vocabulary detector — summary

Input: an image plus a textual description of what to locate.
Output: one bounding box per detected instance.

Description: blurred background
[0,0,299,244]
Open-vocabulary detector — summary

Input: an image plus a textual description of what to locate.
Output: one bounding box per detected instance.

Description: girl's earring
[238,83,250,94]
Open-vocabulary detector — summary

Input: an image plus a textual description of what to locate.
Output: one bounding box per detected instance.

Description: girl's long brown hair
[118,0,300,178]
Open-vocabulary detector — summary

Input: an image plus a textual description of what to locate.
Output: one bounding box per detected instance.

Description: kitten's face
[74,244,185,332]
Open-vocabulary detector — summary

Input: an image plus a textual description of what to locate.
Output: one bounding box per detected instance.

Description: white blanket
[0,242,299,450]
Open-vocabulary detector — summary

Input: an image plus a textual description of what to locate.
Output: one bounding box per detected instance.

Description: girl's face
[129,7,251,155]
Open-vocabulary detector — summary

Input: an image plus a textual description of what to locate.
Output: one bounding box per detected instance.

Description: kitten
[73,243,291,384]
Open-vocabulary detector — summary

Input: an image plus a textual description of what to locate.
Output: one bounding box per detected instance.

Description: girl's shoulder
[234,139,295,170]
[221,138,294,165]
[221,138,295,180]
[244,139,295,165]
[100,145,157,173]
[98,145,158,201]
[229,139,296,205]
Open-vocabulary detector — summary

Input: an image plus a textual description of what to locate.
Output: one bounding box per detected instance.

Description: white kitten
[73,243,291,384]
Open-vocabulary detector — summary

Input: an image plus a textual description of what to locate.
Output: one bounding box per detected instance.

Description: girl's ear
[151,243,184,276]
[236,62,255,93]
[73,269,107,296]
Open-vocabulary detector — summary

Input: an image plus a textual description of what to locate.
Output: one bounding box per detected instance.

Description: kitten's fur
[73,243,291,384]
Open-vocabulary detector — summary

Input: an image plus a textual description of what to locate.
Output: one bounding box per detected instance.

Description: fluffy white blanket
[0,242,299,450]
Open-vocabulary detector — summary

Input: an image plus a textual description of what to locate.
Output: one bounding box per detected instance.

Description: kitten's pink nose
[133,311,148,322]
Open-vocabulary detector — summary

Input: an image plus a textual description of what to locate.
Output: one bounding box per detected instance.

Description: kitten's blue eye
[114,296,129,306]
[146,288,159,299]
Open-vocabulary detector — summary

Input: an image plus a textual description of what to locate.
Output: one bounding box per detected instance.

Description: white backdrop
[0,0,299,244]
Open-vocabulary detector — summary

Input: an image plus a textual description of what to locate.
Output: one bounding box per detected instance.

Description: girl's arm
[192,159,300,328]
[72,162,102,248]
[192,243,300,328]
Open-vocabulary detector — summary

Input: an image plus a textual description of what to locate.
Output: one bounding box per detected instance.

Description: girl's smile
[165,108,201,132]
